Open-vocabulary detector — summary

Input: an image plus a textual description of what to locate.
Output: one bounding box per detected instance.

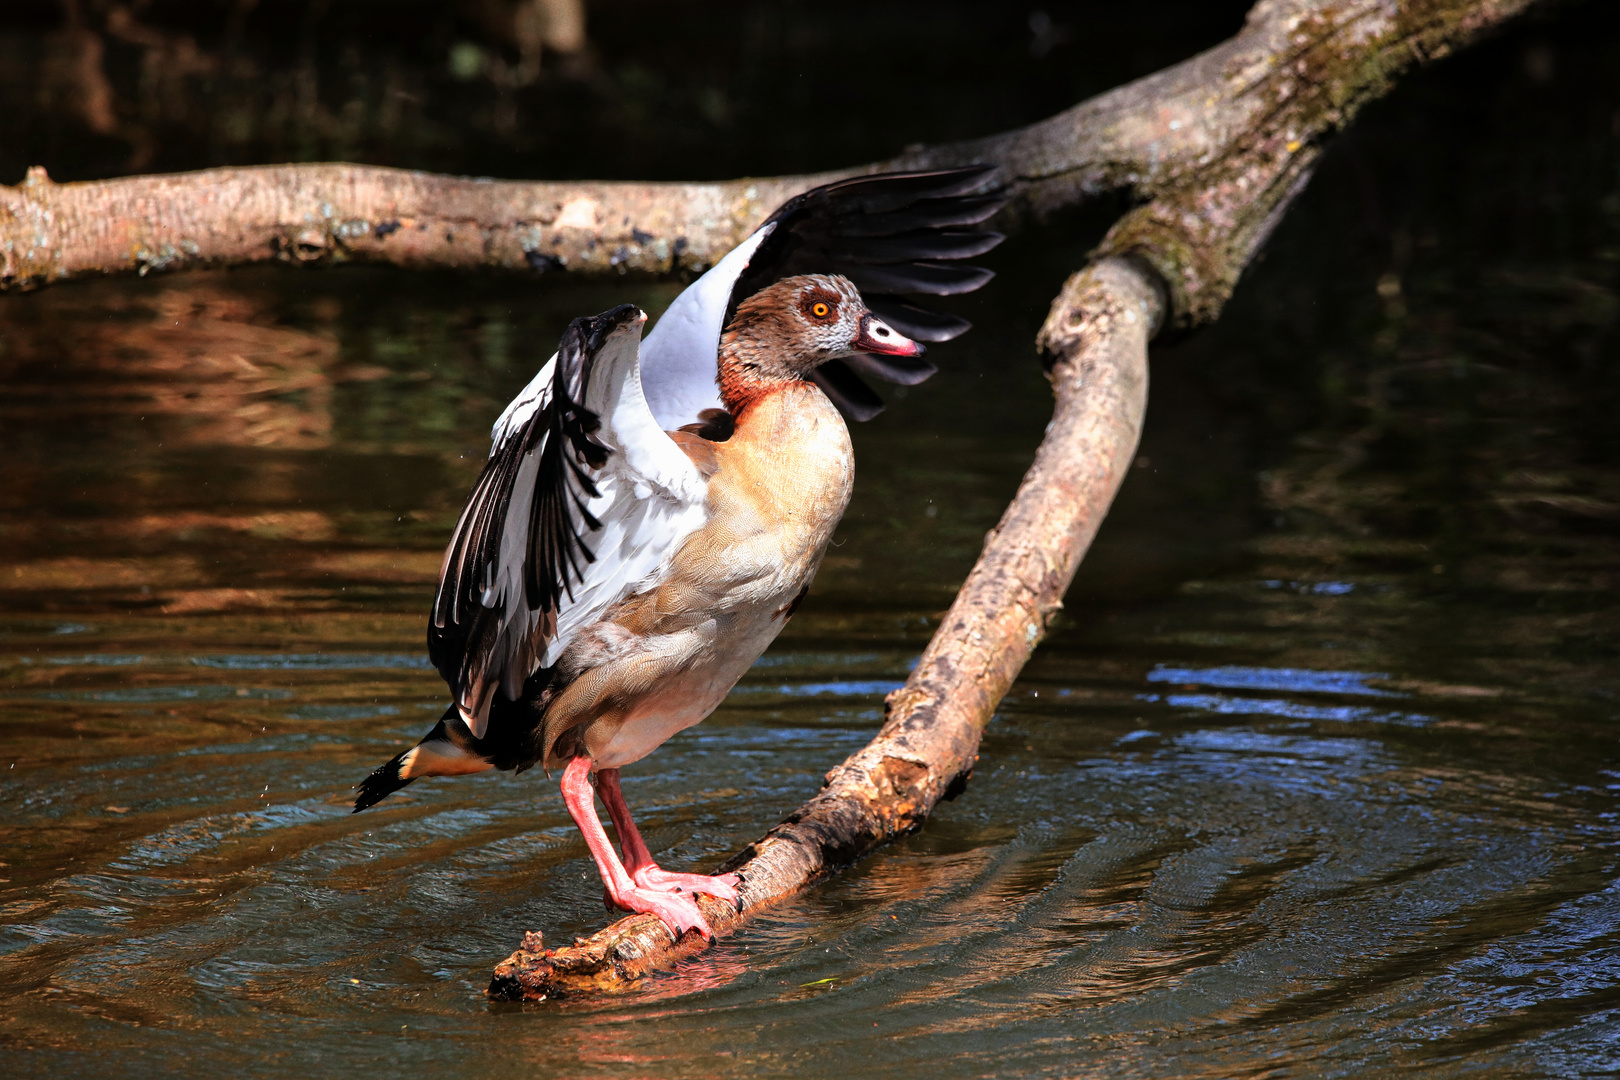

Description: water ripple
[1152,691,1434,726]
[1148,665,1399,697]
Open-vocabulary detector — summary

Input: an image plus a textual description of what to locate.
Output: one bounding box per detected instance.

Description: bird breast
[562,381,853,770]
[634,379,853,631]
[705,381,855,583]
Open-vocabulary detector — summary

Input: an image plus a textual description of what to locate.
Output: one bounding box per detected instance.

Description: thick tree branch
[0,163,832,291]
[1,0,1537,329]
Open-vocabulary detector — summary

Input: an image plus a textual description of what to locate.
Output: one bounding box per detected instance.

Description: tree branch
[1,0,1537,326]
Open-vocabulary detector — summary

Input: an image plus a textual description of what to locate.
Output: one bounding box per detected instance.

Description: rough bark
[0,162,836,291]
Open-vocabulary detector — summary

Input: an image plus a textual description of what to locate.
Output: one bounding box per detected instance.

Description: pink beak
[854,312,925,357]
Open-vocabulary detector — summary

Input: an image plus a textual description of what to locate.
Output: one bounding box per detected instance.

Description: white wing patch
[522,313,705,673]
[490,353,557,449]
[639,224,774,431]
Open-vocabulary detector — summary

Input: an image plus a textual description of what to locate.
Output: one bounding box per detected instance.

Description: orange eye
[811,302,830,318]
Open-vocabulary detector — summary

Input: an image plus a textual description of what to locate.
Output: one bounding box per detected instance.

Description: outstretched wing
[429,305,708,737]
[640,166,1005,430]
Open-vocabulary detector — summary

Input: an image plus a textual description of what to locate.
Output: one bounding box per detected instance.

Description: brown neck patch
[717,351,798,415]
[718,278,833,414]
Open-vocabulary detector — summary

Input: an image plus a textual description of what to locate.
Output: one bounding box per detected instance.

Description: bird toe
[632,866,741,905]
[619,886,709,938]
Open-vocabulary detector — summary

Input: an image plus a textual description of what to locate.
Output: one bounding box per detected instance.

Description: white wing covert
[429,305,707,738]
[639,225,773,432]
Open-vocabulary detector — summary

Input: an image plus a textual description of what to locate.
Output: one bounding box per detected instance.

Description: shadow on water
[1,2,1619,1077]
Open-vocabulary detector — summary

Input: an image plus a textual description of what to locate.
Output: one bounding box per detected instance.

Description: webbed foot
[631,866,741,907]
[605,882,714,938]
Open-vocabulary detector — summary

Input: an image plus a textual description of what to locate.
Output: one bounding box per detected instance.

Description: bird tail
[352,707,492,812]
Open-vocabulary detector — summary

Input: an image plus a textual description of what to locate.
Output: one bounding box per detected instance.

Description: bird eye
[811,302,830,318]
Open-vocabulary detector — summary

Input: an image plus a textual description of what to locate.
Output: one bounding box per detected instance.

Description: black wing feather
[427,307,635,711]
[843,352,939,387]
[824,228,1004,264]
[810,360,888,422]
[828,194,1006,236]
[840,261,996,297]
[724,166,1007,419]
[820,168,994,213]
[864,297,972,343]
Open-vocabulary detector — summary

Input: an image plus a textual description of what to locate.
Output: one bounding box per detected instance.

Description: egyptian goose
[351,168,1003,936]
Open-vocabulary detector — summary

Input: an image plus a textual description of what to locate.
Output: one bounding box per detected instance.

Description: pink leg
[597,768,740,906]
[559,757,711,938]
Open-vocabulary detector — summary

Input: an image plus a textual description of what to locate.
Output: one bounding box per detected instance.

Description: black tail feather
[352,715,454,813]
[353,750,415,812]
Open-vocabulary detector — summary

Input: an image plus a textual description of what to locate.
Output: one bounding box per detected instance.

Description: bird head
[720,273,924,390]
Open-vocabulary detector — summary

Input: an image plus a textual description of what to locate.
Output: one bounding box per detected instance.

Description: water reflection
[1150,693,1434,726]
[1147,664,1398,697]
[0,283,344,449]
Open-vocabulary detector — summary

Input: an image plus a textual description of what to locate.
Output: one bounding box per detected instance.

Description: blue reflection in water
[1173,727,1380,760]
[1149,691,1432,726]
[731,680,906,698]
[1149,664,1399,696]
[1261,579,1357,595]
[41,653,151,666]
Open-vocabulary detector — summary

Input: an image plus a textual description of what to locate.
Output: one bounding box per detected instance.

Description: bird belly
[587,596,797,770]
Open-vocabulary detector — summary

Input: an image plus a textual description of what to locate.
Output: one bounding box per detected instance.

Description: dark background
[2,1,1254,182]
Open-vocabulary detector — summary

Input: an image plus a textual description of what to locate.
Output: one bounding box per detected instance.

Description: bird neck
[716,335,808,416]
